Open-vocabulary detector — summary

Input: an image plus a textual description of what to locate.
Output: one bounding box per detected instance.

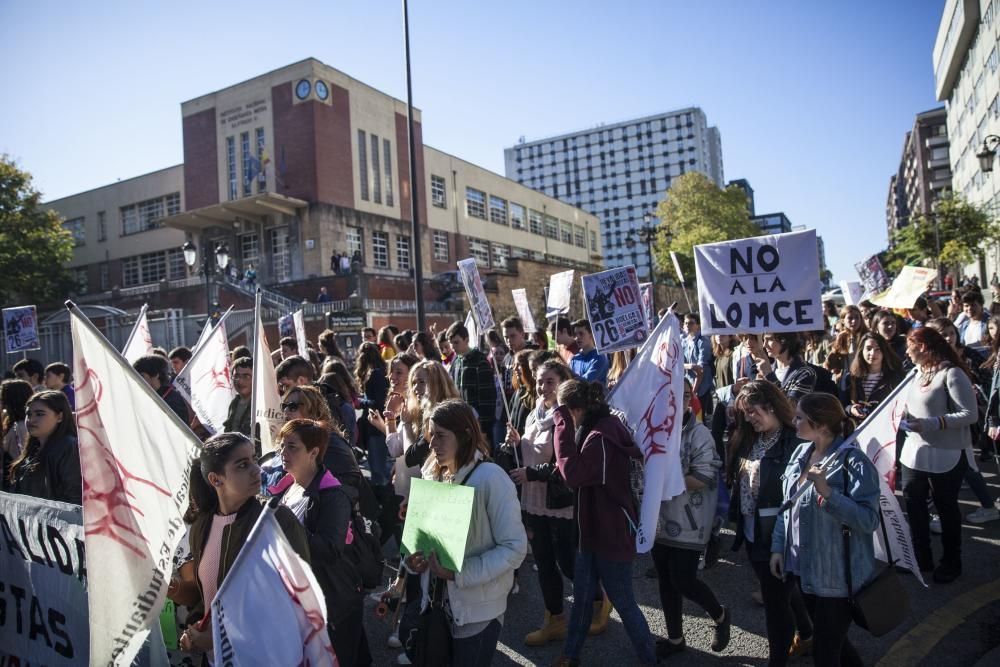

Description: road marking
[876,578,1000,666]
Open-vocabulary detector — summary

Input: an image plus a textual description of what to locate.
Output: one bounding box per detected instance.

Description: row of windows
[346,226,410,270]
[225,128,267,201]
[514,115,696,156]
[515,137,698,167]
[460,185,590,248]
[358,130,394,206]
[118,192,181,237]
[122,249,187,287]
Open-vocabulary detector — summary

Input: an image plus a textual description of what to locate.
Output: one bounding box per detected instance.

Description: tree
[885,192,999,277]
[651,172,760,284]
[0,155,75,305]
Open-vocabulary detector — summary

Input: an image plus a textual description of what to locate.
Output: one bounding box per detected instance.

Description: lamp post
[183,240,230,316]
[626,212,660,310]
[976,135,1000,173]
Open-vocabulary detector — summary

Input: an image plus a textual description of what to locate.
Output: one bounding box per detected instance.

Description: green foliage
[0,155,76,305]
[650,172,760,283]
[885,193,999,275]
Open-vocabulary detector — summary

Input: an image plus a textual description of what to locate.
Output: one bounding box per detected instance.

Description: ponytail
[798,392,853,439]
[557,378,606,413]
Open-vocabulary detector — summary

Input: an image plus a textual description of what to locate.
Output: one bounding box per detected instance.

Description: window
[492,243,509,270]
[510,203,526,230]
[122,249,185,287]
[383,139,394,207]
[358,130,369,201]
[241,131,252,197]
[469,237,490,267]
[371,134,382,204]
[431,174,447,208]
[396,235,411,270]
[529,209,544,235]
[270,227,290,281]
[63,217,85,246]
[256,128,267,193]
[372,231,389,268]
[99,263,110,291]
[168,248,186,279]
[988,46,999,75]
[72,268,88,294]
[544,214,559,239]
[141,251,167,284]
[574,226,586,248]
[466,187,487,219]
[433,230,449,261]
[347,227,363,259]
[97,211,106,242]
[227,136,237,200]
[120,193,180,235]
[590,230,598,251]
[240,233,260,269]
[560,221,573,244]
[489,195,508,225]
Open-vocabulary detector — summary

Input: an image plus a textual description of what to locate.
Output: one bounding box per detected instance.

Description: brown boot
[525,611,568,646]
[588,594,613,635]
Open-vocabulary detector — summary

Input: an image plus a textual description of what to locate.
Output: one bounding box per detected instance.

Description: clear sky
[0,0,944,283]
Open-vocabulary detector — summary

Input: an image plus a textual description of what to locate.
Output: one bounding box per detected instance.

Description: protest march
[6,224,1000,667]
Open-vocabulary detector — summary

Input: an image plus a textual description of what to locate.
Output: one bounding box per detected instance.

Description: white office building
[933,0,1000,280]
[504,108,724,279]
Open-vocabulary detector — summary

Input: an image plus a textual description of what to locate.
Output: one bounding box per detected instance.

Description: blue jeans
[452,619,502,667]
[964,465,994,508]
[366,431,391,486]
[563,551,655,663]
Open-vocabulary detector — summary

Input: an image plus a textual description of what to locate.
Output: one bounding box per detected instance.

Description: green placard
[159,598,178,650]
[400,478,476,572]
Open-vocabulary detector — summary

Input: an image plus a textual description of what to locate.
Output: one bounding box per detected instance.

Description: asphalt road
[363,463,1000,666]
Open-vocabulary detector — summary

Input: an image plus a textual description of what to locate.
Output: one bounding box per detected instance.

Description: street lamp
[976,135,1000,173]
[626,212,660,309]
[182,241,230,315]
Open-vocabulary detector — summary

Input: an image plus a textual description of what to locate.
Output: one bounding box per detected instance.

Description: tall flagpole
[403,0,426,332]
[122,302,148,352]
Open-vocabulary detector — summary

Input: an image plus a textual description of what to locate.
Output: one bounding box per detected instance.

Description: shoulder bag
[841,455,908,637]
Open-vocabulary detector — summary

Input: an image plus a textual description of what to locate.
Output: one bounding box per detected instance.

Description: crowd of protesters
[4,279,1000,666]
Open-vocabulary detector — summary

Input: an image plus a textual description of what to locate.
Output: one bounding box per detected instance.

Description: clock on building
[295,79,311,100]
[315,80,329,101]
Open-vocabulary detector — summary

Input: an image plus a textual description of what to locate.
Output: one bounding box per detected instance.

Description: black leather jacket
[10,435,82,505]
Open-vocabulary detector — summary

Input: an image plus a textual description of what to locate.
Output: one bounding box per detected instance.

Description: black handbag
[407,576,452,667]
[545,464,574,510]
[841,459,909,637]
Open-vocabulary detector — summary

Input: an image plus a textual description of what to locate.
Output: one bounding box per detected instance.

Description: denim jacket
[771,438,880,598]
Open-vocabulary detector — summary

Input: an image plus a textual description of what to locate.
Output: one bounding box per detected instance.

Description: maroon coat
[553,404,641,562]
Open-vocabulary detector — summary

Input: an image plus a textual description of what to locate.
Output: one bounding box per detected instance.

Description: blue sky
[0,0,944,283]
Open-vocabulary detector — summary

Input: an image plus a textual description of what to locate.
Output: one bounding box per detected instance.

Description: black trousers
[651,543,723,639]
[902,451,968,567]
[749,554,813,667]
[524,512,576,615]
[329,602,372,667]
[800,591,863,667]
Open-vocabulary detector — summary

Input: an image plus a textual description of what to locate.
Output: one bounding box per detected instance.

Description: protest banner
[212,506,336,666]
[401,478,476,571]
[457,258,495,331]
[293,309,308,359]
[173,308,236,435]
[122,303,153,364]
[3,304,40,353]
[546,270,574,320]
[608,311,685,553]
[870,266,936,309]
[855,253,891,296]
[0,492,87,664]
[69,301,201,666]
[464,311,479,350]
[252,295,283,457]
[694,229,822,335]
[639,282,655,331]
[839,280,864,306]
[511,288,538,333]
[278,313,294,339]
[191,316,214,356]
[581,265,648,354]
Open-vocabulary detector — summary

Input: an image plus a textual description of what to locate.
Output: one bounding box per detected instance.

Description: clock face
[315,80,329,101]
[295,79,311,100]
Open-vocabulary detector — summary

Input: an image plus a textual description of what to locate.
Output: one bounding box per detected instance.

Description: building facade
[45,59,599,321]
[752,212,792,235]
[503,107,724,280]
[934,0,1000,279]
[885,108,952,242]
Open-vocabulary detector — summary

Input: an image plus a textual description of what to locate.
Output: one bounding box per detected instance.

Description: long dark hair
[317,329,344,361]
[320,358,359,401]
[907,326,974,380]
[727,381,795,486]
[849,332,901,378]
[797,392,855,440]
[413,331,442,362]
[8,390,77,484]
[983,314,1000,369]
[426,399,491,477]
[354,341,386,387]
[1,379,33,435]
[190,432,256,517]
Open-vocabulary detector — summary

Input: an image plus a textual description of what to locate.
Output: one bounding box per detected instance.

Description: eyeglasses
[280,401,302,412]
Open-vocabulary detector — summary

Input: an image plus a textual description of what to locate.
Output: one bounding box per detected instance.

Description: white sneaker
[930,515,942,534]
[966,507,1000,524]
[397,653,412,665]
[387,632,402,649]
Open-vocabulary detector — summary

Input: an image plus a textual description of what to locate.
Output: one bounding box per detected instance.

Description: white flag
[122,305,153,364]
[849,371,925,584]
[212,506,337,666]
[546,270,574,319]
[464,311,479,351]
[70,305,201,666]
[511,288,537,334]
[254,311,283,456]
[191,317,214,356]
[174,317,235,435]
[608,312,685,553]
[293,309,309,359]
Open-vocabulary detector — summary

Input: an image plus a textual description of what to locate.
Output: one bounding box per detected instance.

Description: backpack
[808,363,839,396]
[345,507,385,590]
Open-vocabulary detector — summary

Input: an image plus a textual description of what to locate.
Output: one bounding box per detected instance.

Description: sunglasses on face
[281,401,302,412]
